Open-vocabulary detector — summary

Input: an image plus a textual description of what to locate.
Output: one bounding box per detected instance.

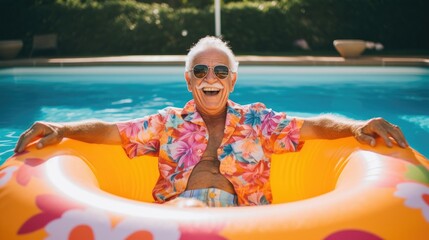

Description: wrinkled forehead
[191,48,231,67]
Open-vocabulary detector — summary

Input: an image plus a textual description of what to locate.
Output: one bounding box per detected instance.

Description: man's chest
[161,121,265,167]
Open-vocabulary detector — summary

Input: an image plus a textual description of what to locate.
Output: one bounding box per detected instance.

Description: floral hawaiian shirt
[117,100,304,206]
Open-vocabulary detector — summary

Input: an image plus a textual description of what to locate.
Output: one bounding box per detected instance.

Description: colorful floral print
[405,164,429,184]
[15,158,44,186]
[45,208,181,240]
[18,194,84,234]
[117,100,303,206]
[0,165,18,187]
[324,229,382,240]
[395,182,429,222]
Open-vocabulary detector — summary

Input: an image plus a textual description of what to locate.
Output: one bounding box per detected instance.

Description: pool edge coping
[0,55,428,67]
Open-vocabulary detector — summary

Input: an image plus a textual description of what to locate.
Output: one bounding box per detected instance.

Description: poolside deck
[0,55,428,67]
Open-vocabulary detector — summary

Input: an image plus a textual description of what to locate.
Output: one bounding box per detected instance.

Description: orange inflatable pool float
[1,137,428,239]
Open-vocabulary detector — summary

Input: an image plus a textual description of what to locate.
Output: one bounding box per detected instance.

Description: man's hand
[14,121,65,153]
[353,117,408,148]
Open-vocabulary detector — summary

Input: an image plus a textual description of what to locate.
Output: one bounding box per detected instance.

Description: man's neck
[199,109,227,128]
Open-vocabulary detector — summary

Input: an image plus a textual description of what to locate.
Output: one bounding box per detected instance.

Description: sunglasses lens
[193,65,208,78]
[192,65,229,79]
[214,66,229,79]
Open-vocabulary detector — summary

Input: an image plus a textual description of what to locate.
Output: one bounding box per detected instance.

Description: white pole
[215,0,221,36]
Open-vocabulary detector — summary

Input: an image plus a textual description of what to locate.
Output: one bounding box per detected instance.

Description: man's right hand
[14,121,65,153]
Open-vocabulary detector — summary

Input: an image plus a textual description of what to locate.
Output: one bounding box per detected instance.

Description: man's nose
[204,68,218,82]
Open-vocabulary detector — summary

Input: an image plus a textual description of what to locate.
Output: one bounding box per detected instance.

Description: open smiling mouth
[202,87,221,96]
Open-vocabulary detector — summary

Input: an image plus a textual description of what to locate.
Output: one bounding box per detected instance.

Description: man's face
[185,48,237,117]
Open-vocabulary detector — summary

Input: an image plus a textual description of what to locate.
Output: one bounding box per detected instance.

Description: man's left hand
[353,117,408,148]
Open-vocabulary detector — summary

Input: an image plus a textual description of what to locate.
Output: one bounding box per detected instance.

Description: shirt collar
[181,99,242,125]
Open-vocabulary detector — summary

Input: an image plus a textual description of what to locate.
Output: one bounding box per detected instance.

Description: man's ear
[184,71,192,92]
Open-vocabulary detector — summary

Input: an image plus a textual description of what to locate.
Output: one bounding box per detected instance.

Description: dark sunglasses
[191,64,231,79]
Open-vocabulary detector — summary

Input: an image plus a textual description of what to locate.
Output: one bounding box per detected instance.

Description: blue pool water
[0,66,428,164]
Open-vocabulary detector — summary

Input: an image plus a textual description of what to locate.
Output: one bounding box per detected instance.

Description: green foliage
[222,1,295,52]
[287,0,429,50]
[0,0,427,56]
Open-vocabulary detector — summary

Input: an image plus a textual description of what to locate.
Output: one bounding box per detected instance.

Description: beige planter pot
[0,40,23,59]
[333,39,366,58]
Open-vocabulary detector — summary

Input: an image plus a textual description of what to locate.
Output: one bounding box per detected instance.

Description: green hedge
[0,0,427,56]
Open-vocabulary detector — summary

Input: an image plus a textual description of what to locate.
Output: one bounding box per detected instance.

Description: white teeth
[202,87,220,91]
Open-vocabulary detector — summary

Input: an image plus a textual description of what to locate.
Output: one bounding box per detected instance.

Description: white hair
[185,36,239,72]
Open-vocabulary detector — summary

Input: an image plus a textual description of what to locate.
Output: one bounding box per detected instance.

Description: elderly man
[14,36,408,207]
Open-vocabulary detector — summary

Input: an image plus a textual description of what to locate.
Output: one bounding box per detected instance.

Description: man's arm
[14,120,121,153]
[298,114,408,148]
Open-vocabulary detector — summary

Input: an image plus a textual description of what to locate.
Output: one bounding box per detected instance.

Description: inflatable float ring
[1,137,428,239]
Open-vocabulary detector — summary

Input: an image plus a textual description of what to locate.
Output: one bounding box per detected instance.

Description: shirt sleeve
[116,111,166,158]
[260,109,304,154]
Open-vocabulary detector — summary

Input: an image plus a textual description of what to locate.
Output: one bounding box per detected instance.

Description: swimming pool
[0,66,428,164]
